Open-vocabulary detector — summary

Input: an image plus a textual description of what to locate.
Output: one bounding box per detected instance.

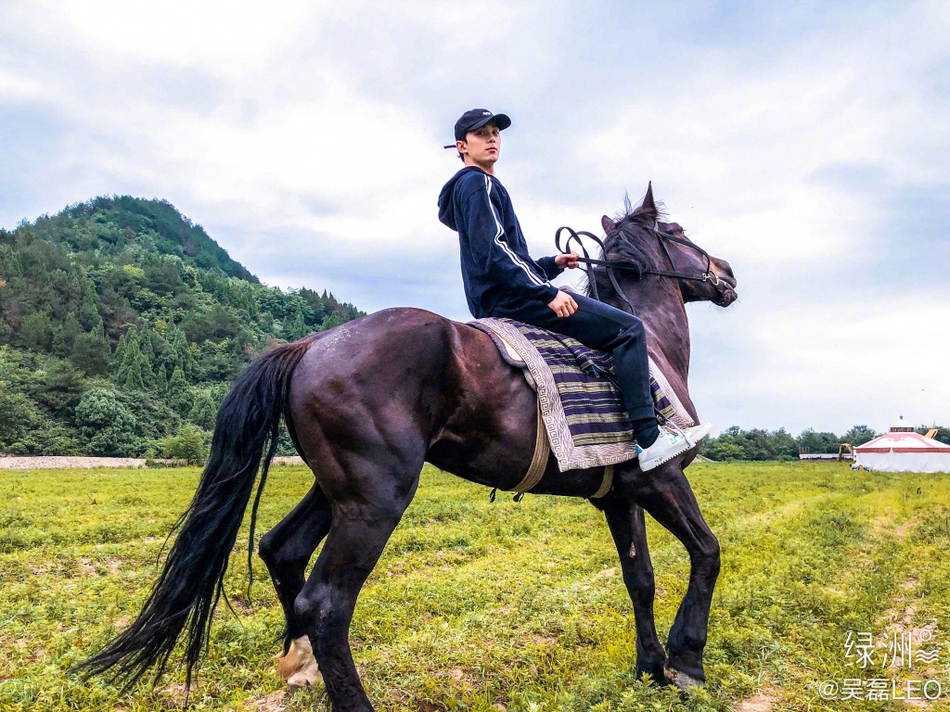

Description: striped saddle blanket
[470,317,693,472]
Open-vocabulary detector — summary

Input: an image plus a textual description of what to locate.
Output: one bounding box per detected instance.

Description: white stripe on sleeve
[484,175,548,287]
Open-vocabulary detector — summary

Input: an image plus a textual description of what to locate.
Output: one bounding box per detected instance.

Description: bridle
[555,223,720,312]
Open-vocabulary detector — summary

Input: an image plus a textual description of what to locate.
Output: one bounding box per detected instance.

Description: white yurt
[854,417,950,473]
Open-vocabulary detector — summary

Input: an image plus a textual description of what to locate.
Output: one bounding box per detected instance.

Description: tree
[18,310,54,351]
[769,428,800,460]
[284,304,309,340]
[703,425,829,461]
[159,322,193,376]
[0,386,80,454]
[842,424,877,446]
[32,359,85,414]
[155,363,168,391]
[702,434,744,461]
[77,270,101,330]
[187,390,218,430]
[320,312,343,331]
[75,388,141,456]
[0,389,43,453]
[157,424,209,463]
[797,428,840,454]
[165,366,193,417]
[71,320,111,375]
[736,428,776,460]
[113,326,153,391]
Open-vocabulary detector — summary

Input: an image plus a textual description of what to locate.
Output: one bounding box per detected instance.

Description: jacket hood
[438,166,487,231]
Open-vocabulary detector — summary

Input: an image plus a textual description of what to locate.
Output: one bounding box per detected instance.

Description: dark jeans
[490,292,656,423]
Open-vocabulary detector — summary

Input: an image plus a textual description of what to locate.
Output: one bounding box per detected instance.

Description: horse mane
[584,194,664,304]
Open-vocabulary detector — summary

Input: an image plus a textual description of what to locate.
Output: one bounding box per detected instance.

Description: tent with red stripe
[854,419,950,473]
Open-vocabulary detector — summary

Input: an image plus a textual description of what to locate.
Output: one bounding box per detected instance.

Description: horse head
[596,183,737,309]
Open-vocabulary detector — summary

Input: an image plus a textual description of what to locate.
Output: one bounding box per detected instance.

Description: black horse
[80,185,737,711]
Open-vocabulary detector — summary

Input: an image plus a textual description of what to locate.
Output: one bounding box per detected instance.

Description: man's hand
[548,289,578,317]
[555,252,580,269]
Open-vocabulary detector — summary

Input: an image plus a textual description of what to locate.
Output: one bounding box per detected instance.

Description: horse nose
[715,259,735,283]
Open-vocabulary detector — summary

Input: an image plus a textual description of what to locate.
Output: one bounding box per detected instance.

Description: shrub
[157,424,210,463]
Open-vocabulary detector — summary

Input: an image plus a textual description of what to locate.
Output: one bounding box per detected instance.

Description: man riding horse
[80,109,738,712]
[438,108,711,470]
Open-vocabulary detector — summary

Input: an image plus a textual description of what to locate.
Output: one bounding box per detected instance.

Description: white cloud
[1,0,948,434]
[14,1,331,75]
[0,67,45,102]
[574,2,949,273]
[690,288,950,434]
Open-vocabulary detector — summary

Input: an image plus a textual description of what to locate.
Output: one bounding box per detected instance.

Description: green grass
[1,462,949,711]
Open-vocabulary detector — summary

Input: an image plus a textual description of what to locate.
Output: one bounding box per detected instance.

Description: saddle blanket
[470,317,693,472]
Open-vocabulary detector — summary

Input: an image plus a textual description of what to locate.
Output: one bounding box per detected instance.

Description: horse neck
[623,277,697,418]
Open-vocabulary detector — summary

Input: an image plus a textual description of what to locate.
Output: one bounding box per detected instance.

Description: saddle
[470,318,693,494]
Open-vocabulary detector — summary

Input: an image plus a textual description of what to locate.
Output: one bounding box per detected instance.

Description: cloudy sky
[2,0,947,436]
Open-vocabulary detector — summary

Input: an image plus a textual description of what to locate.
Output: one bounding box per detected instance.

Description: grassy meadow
[1,461,949,712]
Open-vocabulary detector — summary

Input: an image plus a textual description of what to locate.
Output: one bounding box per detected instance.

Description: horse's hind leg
[293,461,421,712]
[596,496,667,683]
[630,465,720,689]
[258,482,331,687]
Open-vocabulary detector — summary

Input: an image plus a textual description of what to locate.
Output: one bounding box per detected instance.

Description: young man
[437,108,710,471]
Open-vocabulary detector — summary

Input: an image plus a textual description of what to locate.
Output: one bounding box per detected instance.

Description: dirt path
[0,455,306,470]
[734,691,775,711]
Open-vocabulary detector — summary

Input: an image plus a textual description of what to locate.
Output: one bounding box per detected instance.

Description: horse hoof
[663,664,703,691]
[278,636,322,690]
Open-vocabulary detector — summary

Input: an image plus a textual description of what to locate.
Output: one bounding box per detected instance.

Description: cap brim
[470,113,511,133]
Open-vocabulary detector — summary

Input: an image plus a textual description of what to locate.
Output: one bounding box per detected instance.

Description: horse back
[285,308,537,491]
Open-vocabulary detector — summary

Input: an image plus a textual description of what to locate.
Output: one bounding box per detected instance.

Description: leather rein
[555,225,719,311]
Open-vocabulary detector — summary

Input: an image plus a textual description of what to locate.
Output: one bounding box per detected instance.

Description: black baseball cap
[443,108,511,149]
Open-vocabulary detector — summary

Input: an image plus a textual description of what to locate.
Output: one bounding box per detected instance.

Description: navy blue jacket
[438,166,562,318]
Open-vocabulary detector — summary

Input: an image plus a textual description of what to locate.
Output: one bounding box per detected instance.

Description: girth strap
[510,398,614,500]
[512,398,549,495]
[590,465,614,499]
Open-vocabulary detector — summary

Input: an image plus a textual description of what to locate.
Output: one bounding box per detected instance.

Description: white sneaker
[636,423,713,471]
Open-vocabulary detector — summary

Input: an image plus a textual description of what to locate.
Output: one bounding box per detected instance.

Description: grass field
[1,461,949,712]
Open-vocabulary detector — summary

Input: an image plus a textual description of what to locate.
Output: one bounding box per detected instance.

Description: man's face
[457,121,501,172]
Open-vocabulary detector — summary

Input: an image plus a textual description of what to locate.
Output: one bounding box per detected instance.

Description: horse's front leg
[626,463,720,688]
[596,494,667,683]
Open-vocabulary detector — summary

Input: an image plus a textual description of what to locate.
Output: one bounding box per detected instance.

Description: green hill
[0,196,363,457]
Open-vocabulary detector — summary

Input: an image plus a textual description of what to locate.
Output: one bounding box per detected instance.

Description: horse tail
[76,337,316,688]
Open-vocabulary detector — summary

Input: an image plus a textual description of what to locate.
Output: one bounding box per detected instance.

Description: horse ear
[601,215,616,234]
[639,182,657,219]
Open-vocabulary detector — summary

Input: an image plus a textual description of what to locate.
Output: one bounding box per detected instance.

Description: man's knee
[619,315,645,340]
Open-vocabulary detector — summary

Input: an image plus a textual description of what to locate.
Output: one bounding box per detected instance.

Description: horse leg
[597,497,667,683]
[630,465,720,689]
[289,450,419,712]
[258,482,331,688]
[293,501,414,711]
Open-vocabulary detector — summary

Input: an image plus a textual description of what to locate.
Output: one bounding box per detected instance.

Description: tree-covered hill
[0,196,363,457]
